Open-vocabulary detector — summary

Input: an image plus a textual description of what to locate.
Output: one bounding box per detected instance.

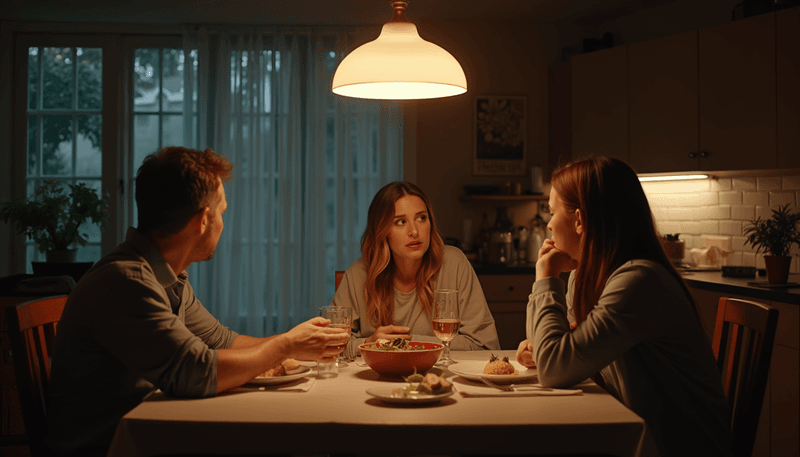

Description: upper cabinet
[571,45,628,162]
[699,11,776,171]
[777,7,800,169]
[567,8,799,173]
[628,31,699,172]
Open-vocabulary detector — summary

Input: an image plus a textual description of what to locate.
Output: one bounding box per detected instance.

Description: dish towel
[240,376,316,393]
[453,378,582,397]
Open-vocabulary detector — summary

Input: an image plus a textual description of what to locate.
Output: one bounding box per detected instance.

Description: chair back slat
[6,294,68,457]
[711,297,778,457]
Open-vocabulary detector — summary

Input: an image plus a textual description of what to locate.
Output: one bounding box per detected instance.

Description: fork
[480,377,552,392]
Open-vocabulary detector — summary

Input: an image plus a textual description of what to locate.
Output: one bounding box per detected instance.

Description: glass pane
[189,49,198,114]
[28,47,38,110]
[43,47,74,110]
[162,49,184,112]
[77,180,104,243]
[134,114,159,167]
[134,49,160,113]
[42,115,73,175]
[77,47,102,110]
[162,114,183,148]
[27,115,38,176]
[76,245,101,263]
[77,115,102,176]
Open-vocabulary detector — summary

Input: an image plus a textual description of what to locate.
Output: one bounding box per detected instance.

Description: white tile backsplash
[643,173,799,274]
[731,177,757,190]
[742,191,769,207]
[757,176,782,190]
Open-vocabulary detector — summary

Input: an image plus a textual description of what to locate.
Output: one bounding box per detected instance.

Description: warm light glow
[638,174,709,182]
[332,22,467,100]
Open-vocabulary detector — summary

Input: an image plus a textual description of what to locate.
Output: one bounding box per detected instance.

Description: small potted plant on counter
[742,203,800,284]
[1,178,109,265]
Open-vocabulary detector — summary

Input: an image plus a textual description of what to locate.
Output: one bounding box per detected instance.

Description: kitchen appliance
[721,266,757,278]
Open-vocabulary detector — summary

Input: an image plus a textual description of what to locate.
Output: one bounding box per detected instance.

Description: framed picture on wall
[473,95,527,176]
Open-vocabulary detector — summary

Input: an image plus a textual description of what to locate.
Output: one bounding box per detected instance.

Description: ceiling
[0,0,674,26]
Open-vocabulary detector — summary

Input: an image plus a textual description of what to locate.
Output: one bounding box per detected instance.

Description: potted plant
[1,178,109,264]
[742,203,800,284]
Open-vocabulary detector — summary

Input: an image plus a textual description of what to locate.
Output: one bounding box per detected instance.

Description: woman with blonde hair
[332,181,499,359]
[517,156,732,457]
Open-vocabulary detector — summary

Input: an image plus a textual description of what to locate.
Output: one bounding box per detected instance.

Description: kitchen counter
[470,262,799,305]
[681,271,800,305]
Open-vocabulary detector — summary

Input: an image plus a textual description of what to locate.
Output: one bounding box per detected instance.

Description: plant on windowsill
[0,178,109,264]
[742,203,800,284]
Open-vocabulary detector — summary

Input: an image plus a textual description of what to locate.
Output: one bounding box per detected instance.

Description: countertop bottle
[527,215,546,266]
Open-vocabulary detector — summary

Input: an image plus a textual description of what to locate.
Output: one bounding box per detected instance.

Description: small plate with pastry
[250,359,311,385]
[367,372,454,405]
[448,355,537,384]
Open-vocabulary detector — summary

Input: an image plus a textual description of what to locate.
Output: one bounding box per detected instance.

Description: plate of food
[249,359,311,385]
[367,372,454,405]
[367,387,454,405]
[448,355,537,384]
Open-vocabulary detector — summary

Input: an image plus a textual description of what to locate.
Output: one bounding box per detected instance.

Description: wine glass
[432,289,460,367]
[318,306,352,368]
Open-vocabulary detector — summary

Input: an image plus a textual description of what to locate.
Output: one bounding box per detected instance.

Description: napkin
[452,378,582,397]
[239,376,316,393]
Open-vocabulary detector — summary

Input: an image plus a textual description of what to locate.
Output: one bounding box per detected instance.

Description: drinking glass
[432,289,460,367]
[318,306,353,369]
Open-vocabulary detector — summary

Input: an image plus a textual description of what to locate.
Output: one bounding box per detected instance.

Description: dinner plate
[249,366,311,385]
[366,387,454,405]
[448,360,537,384]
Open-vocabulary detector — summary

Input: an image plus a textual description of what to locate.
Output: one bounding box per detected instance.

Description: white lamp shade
[332,22,467,100]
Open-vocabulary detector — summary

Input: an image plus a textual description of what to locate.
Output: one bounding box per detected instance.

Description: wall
[643,172,800,273]
[411,19,551,245]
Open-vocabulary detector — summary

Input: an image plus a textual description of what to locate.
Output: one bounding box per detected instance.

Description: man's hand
[366,325,410,343]
[284,317,349,361]
[515,339,536,368]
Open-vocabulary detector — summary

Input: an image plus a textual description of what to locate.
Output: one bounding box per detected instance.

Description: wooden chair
[711,297,779,457]
[335,270,345,291]
[5,295,68,457]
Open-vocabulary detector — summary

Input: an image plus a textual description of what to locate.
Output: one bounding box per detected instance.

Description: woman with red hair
[516,156,732,457]
[332,181,499,359]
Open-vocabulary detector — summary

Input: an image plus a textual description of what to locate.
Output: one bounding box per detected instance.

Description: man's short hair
[135,147,233,236]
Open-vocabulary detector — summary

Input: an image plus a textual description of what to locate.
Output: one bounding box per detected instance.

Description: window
[24,45,104,266]
[131,47,198,227]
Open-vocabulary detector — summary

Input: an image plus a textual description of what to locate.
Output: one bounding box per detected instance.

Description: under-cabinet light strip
[638,174,709,182]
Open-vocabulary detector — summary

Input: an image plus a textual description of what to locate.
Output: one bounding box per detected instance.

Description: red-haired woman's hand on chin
[536,239,577,280]
[366,325,411,343]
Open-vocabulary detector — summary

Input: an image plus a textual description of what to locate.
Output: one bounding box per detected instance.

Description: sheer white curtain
[182,27,403,336]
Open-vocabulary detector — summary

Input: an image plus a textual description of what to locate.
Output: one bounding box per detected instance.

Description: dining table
[107,350,655,457]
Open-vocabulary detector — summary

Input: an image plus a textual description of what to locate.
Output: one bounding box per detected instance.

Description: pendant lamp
[332,1,467,100]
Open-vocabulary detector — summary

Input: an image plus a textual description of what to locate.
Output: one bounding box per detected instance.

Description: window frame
[4,29,185,274]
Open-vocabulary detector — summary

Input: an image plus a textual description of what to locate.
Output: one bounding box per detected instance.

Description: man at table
[46,146,349,457]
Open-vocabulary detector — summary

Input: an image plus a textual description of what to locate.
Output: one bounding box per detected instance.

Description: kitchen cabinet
[776,7,800,169]
[571,45,628,162]
[699,11,776,171]
[477,274,531,350]
[628,31,699,172]
[569,11,790,173]
[689,286,799,457]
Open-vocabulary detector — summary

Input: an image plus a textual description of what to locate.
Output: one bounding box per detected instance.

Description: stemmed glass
[318,306,352,368]
[432,289,460,367]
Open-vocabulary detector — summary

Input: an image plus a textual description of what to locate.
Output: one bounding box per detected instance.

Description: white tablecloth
[108,350,653,456]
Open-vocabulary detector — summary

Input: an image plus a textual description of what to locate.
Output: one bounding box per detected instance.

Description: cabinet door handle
[508,286,514,291]
[688,152,697,159]
[699,151,709,158]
